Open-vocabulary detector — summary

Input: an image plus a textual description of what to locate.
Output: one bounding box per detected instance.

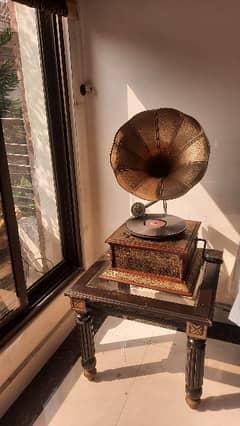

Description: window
[0,0,82,344]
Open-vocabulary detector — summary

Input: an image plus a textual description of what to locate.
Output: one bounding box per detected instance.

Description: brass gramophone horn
[110,108,210,202]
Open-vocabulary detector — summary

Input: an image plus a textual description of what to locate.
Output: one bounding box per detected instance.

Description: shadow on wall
[82,0,240,301]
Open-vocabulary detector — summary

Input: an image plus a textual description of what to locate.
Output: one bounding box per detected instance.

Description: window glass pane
[0,0,62,287]
[0,193,20,319]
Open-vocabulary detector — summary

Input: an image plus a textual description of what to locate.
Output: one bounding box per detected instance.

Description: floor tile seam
[113,340,151,426]
[99,323,178,343]
[102,331,155,339]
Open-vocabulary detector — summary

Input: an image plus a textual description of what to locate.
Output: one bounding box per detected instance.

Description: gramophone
[100,108,210,296]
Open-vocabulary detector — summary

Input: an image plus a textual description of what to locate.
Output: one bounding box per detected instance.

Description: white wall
[77,0,240,305]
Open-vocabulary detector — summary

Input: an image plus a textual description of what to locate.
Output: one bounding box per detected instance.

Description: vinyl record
[126,214,186,239]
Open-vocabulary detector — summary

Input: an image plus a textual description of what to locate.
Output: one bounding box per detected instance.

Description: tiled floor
[32,317,240,426]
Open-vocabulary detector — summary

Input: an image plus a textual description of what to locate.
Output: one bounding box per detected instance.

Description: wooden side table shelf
[65,249,222,409]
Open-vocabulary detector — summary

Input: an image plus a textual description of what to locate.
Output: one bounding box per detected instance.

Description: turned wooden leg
[76,312,97,380]
[185,337,206,408]
[185,322,208,409]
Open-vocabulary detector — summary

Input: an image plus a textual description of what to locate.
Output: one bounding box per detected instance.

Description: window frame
[0,10,82,346]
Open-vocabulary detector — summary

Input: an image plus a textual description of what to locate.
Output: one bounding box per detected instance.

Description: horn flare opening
[146,153,172,178]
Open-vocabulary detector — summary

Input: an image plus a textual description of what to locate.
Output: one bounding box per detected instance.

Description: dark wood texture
[106,221,200,281]
[76,313,96,380]
[185,337,206,408]
[67,252,222,326]
[101,221,202,296]
[14,0,68,16]
[0,120,27,315]
[66,249,222,408]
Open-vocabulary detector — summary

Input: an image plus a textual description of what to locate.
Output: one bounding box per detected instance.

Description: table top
[66,249,222,326]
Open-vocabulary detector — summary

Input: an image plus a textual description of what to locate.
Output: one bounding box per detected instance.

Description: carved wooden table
[65,249,222,409]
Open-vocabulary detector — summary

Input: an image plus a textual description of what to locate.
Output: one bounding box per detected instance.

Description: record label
[145,219,166,228]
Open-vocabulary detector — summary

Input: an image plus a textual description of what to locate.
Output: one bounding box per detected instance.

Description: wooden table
[65,249,222,409]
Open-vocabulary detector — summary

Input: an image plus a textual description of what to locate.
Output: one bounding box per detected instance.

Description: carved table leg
[185,322,208,409]
[76,312,97,381]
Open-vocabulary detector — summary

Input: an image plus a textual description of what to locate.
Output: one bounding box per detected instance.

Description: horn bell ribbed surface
[110,108,210,201]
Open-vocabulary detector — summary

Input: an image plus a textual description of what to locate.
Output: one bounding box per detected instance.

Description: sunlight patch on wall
[127,84,146,119]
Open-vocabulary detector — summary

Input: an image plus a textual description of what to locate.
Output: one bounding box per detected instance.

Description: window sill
[0,264,83,349]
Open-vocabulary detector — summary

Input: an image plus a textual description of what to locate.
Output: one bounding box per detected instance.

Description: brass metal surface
[111,108,210,201]
[100,268,188,293]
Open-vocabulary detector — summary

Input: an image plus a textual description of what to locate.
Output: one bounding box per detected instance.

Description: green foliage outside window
[0,28,21,118]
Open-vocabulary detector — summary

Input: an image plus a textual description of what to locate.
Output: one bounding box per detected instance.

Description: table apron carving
[186,322,208,340]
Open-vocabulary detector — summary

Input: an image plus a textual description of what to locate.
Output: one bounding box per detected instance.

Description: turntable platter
[126,214,186,239]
